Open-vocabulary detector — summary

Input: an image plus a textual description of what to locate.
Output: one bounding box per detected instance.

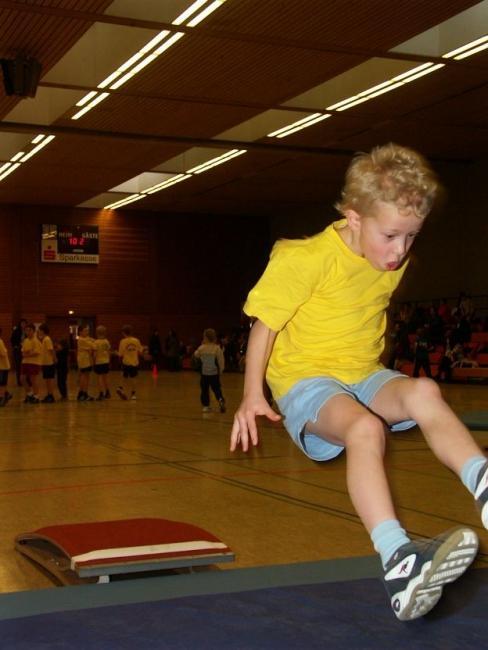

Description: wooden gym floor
[0,370,486,593]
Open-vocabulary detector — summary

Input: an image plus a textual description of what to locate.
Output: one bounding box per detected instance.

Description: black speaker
[0,56,42,98]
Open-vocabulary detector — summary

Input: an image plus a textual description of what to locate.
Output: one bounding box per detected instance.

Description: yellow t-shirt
[77,336,95,369]
[0,338,10,370]
[244,220,408,399]
[22,335,42,365]
[40,335,55,366]
[118,337,142,366]
[93,338,111,365]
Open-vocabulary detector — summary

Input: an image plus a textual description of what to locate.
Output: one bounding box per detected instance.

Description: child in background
[38,323,56,403]
[55,338,69,400]
[93,325,111,400]
[76,324,95,401]
[21,323,42,404]
[194,328,226,413]
[230,143,487,621]
[117,325,143,401]
[0,327,12,406]
[412,327,432,378]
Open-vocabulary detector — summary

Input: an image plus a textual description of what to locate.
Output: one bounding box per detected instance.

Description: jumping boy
[230,143,487,621]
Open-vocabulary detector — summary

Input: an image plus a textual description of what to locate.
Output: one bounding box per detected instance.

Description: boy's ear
[344,208,362,232]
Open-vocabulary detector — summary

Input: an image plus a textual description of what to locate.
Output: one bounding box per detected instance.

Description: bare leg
[370,377,483,474]
[306,394,397,532]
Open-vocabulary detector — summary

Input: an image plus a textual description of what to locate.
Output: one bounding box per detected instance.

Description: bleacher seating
[399,332,488,383]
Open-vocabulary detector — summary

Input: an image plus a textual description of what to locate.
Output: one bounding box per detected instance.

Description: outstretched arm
[230,320,281,452]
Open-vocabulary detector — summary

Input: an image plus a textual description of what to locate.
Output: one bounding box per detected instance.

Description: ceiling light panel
[267,113,331,139]
[284,58,417,111]
[218,109,323,143]
[106,0,203,23]
[0,133,40,161]
[4,87,84,126]
[110,172,176,194]
[391,1,488,58]
[69,1,227,120]
[43,23,157,89]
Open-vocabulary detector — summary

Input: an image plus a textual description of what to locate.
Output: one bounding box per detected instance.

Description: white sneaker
[202,406,211,412]
[383,526,478,620]
[130,393,137,401]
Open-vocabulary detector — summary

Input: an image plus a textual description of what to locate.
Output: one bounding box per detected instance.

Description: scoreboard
[41,224,99,264]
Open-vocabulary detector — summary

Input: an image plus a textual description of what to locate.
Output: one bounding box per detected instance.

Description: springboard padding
[15,518,234,584]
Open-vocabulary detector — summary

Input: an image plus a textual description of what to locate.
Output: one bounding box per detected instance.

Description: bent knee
[344,413,386,449]
[406,376,441,406]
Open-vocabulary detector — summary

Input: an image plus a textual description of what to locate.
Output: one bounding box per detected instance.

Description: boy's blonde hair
[335,143,439,219]
[96,325,107,338]
[203,328,217,343]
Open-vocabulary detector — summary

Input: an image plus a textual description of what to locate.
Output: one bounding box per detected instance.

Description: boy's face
[346,200,423,272]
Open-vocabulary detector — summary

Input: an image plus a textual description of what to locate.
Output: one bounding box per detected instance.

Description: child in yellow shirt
[231,143,486,621]
[93,325,112,400]
[117,325,143,401]
[21,323,42,404]
[38,323,56,403]
[0,327,12,406]
[76,324,95,401]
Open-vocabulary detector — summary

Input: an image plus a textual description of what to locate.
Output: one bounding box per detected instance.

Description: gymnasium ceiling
[0,0,487,217]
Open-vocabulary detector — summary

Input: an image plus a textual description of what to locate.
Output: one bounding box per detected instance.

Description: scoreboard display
[41,224,99,264]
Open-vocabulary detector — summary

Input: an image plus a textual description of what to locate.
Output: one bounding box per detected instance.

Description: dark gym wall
[0,206,271,345]
[267,158,488,304]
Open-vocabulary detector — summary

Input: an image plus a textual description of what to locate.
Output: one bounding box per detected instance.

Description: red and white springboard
[15,518,234,585]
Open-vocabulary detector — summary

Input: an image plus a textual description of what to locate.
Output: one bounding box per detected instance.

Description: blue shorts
[276,369,416,462]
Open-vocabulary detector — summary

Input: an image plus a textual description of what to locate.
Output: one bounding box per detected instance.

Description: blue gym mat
[0,569,485,649]
[461,411,488,431]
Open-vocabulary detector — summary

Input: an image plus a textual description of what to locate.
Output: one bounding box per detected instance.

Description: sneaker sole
[395,527,479,621]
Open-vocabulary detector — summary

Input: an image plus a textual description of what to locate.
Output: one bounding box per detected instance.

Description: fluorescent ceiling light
[397,62,444,82]
[152,31,185,56]
[268,113,331,138]
[0,162,20,181]
[0,134,56,182]
[187,0,226,27]
[98,31,171,89]
[329,62,445,112]
[144,174,192,194]
[108,53,160,89]
[70,0,227,120]
[442,35,488,59]
[19,135,56,162]
[452,41,488,59]
[392,62,435,82]
[173,0,209,25]
[335,96,371,111]
[108,33,187,91]
[104,193,145,209]
[75,90,98,108]
[10,151,25,162]
[186,149,246,174]
[104,147,245,207]
[72,92,110,120]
